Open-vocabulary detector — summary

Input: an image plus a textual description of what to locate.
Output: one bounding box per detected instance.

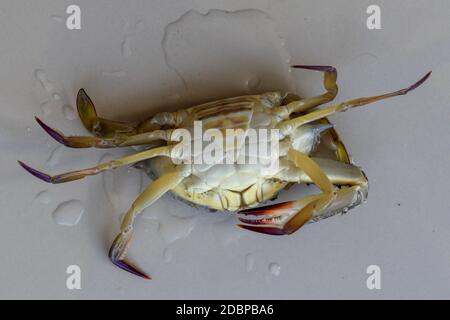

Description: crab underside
[19,65,430,279]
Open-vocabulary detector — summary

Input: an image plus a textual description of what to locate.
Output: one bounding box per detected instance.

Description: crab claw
[108,231,151,280]
[238,194,323,235]
[238,185,367,236]
[35,117,103,148]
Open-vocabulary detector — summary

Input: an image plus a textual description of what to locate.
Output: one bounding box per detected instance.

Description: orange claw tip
[238,217,272,225]
[34,117,66,145]
[238,201,296,217]
[17,160,53,183]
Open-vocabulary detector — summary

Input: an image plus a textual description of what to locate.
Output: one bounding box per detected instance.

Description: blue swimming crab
[19,65,430,279]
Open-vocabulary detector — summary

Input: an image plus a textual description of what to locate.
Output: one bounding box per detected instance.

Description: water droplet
[52,200,85,226]
[34,190,52,204]
[163,248,173,263]
[269,262,281,276]
[26,127,31,133]
[157,213,197,244]
[34,69,54,93]
[121,39,132,57]
[162,9,294,103]
[245,253,255,272]
[40,101,54,118]
[63,104,76,120]
[52,93,61,101]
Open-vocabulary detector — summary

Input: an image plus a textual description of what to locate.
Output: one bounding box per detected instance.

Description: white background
[0,0,449,299]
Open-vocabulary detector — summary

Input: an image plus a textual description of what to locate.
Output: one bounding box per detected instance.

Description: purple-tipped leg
[35,117,66,145]
[291,65,337,73]
[17,160,53,183]
[108,232,151,280]
[35,117,107,148]
[17,160,92,184]
[401,71,432,94]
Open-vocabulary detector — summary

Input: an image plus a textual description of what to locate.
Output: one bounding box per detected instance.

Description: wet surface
[1,0,449,299]
[162,9,294,105]
[52,199,85,227]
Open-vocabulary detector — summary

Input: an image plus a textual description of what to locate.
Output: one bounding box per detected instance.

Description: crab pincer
[238,195,324,235]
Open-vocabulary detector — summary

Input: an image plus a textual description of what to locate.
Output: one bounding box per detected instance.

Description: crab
[18,65,430,279]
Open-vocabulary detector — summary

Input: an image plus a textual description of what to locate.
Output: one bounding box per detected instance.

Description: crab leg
[109,171,186,279]
[274,65,338,117]
[278,71,431,135]
[280,158,368,187]
[35,117,174,148]
[77,89,138,137]
[78,89,186,137]
[18,145,173,184]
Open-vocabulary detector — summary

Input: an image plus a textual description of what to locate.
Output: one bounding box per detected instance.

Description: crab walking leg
[109,171,186,279]
[290,158,368,187]
[18,145,174,184]
[274,65,338,118]
[77,89,138,137]
[77,89,185,137]
[35,117,174,148]
[277,71,432,135]
[239,149,338,235]
[238,155,369,235]
[287,149,335,193]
